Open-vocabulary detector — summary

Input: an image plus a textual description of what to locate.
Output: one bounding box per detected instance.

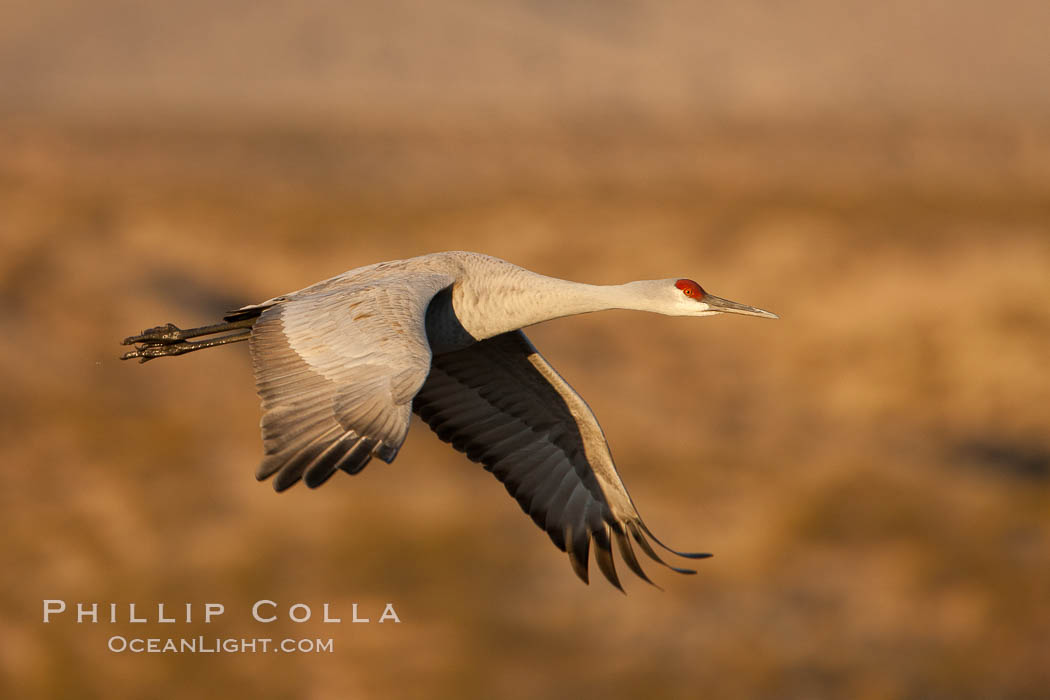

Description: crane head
[672,278,778,319]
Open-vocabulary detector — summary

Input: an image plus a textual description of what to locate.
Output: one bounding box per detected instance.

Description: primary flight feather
[122,251,777,590]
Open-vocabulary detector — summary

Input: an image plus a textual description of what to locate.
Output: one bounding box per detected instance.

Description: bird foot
[120,320,253,362]
[121,323,192,363]
[123,323,187,346]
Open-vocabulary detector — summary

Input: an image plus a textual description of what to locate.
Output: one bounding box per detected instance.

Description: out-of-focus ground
[2,2,1049,699]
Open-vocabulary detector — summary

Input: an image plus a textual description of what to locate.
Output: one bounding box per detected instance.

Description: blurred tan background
[2,1,1048,698]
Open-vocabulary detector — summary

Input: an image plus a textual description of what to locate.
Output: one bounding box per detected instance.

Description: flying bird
[122,251,776,590]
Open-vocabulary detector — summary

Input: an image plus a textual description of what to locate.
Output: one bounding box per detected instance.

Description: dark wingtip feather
[335,437,376,476]
[636,521,712,560]
[627,522,699,575]
[374,440,398,463]
[592,525,624,593]
[568,552,590,584]
[272,469,301,492]
[303,434,360,489]
[303,463,340,488]
[256,453,283,481]
[566,526,591,584]
[612,526,658,589]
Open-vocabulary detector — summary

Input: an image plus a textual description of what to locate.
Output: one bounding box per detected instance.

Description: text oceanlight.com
[107,636,335,654]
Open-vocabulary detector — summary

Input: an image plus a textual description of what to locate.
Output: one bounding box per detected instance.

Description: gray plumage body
[123,250,777,590]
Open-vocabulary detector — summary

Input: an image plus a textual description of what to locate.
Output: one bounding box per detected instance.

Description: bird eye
[675,278,705,299]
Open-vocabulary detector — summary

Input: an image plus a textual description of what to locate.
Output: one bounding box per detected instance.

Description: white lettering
[77,603,98,624]
[379,604,400,624]
[43,600,66,623]
[46,600,395,628]
[204,603,225,623]
[252,600,277,623]
[289,603,311,623]
[108,635,127,652]
[322,603,340,623]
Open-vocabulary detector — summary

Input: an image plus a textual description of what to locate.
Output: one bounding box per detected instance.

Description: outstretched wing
[412,330,710,590]
[248,272,455,490]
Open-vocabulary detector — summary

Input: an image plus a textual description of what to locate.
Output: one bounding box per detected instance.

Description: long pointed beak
[703,294,779,319]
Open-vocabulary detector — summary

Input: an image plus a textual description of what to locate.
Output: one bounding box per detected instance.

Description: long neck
[452,266,659,341]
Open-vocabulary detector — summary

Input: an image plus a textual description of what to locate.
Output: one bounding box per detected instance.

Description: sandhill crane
[122,251,776,590]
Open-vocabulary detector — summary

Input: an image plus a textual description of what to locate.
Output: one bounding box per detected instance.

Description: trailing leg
[121,317,257,363]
